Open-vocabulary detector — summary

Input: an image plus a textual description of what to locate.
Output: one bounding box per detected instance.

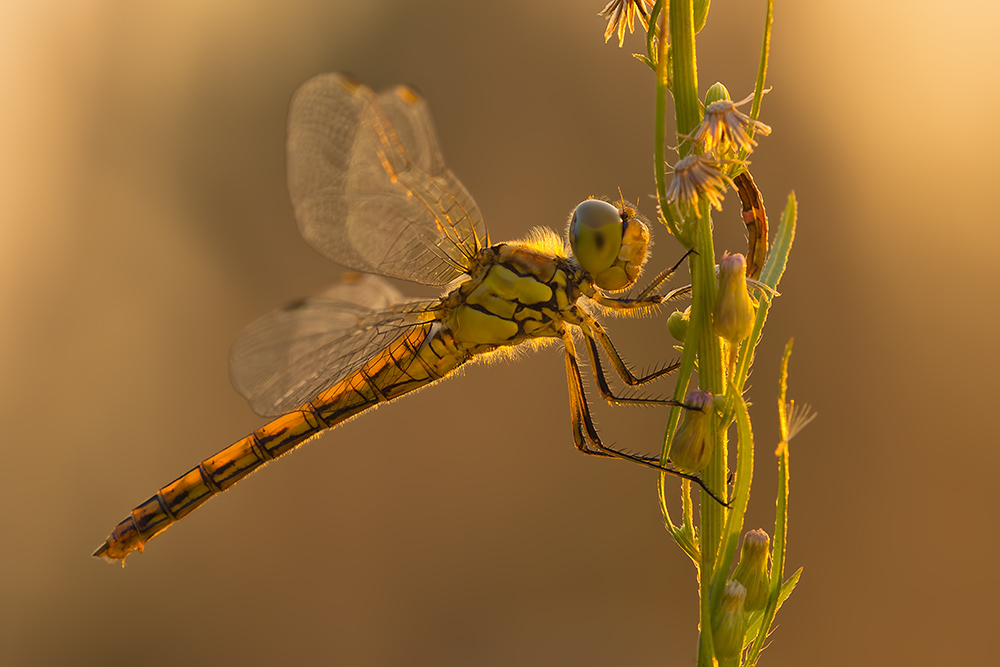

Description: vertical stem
[738,0,774,165]
[669,0,699,155]
[746,341,794,663]
[669,1,726,664]
[749,0,773,123]
[654,6,682,239]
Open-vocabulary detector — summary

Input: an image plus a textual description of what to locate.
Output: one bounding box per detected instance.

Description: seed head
[599,0,653,47]
[687,91,772,155]
[665,154,730,217]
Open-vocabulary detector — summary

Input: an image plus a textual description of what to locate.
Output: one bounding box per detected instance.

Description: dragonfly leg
[636,248,695,301]
[559,328,729,506]
[592,249,695,311]
[583,316,680,385]
[594,283,693,311]
[580,326,683,408]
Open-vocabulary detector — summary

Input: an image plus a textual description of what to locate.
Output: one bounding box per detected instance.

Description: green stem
[656,0,692,540]
[737,0,773,166]
[654,6,682,239]
[667,2,728,664]
[669,0,700,155]
[690,208,724,558]
[749,0,773,122]
[708,390,754,611]
[745,341,794,664]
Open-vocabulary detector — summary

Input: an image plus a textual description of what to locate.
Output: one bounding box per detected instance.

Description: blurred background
[2,1,998,665]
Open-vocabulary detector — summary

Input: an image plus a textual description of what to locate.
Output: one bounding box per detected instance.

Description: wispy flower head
[665,154,731,216]
[786,401,817,441]
[599,0,653,47]
[687,93,772,154]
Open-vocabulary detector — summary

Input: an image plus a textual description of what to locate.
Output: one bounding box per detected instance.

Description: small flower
[687,91,772,154]
[732,529,771,611]
[711,580,748,659]
[665,154,731,217]
[599,0,653,47]
[713,253,755,345]
[670,390,713,473]
[667,307,690,343]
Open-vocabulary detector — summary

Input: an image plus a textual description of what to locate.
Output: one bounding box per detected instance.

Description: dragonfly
[93,73,713,564]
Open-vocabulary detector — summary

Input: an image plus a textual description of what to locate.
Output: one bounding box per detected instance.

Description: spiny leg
[595,249,696,310]
[561,326,635,461]
[583,316,680,388]
[559,327,728,506]
[580,324,682,409]
[589,248,695,311]
[634,248,695,301]
[594,283,691,311]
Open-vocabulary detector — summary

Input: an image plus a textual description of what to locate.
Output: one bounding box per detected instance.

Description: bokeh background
[3,1,998,665]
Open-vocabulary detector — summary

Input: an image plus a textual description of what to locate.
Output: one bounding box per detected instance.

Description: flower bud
[666,307,690,343]
[705,82,732,106]
[713,253,755,345]
[711,580,747,659]
[732,529,771,611]
[669,390,713,473]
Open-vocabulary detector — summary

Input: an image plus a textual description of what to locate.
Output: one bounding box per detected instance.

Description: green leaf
[734,191,798,392]
[633,53,656,71]
[694,0,711,33]
[743,568,803,652]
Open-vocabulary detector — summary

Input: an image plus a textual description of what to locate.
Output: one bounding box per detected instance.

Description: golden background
[2,1,997,665]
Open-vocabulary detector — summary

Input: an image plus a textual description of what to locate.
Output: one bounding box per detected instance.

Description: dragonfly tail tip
[92,541,115,562]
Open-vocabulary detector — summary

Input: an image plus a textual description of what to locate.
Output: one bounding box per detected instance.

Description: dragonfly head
[568,199,650,292]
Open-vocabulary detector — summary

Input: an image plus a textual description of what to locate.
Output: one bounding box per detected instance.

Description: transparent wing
[230,274,442,417]
[287,73,489,286]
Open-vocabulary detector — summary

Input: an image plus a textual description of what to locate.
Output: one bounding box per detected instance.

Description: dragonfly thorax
[442,242,583,348]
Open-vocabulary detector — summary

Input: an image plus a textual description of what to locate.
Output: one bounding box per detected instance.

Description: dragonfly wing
[230,274,441,417]
[287,73,489,286]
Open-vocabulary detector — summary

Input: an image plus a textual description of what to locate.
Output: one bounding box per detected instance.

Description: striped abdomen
[94,322,469,563]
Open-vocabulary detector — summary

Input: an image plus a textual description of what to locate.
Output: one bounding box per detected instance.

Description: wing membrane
[230,274,441,417]
[287,73,488,286]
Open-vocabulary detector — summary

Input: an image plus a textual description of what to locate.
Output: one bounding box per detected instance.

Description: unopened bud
[670,390,713,473]
[713,253,755,344]
[711,580,747,659]
[667,308,690,342]
[732,529,771,611]
[705,82,731,106]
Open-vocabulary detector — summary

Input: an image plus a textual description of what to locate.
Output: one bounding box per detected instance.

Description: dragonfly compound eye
[568,199,649,292]
[569,199,623,278]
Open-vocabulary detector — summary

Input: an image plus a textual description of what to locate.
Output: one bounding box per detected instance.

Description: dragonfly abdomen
[92,408,328,562]
[309,322,466,422]
[94,322,469,563]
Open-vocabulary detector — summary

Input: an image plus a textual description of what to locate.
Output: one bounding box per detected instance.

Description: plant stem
[667,1,729,664]
[653,5,682,239]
